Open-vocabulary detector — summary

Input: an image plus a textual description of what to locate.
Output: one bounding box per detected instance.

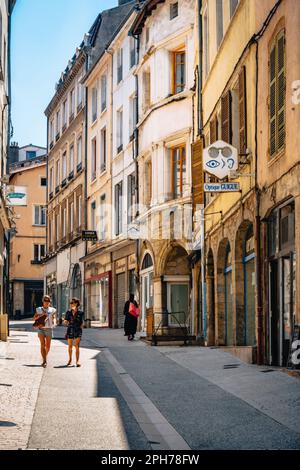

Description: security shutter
[221,91,232,144]
[239,65,247,154]
[117,273,126,329]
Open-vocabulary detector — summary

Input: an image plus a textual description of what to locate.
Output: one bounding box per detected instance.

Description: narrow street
[1,321,300,451]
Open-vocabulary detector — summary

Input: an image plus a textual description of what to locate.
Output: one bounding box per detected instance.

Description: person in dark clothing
[64,298,84,367]
[123,294,139,341]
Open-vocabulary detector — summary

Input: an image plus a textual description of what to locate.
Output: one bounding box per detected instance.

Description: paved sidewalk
[0,328,44,450]
[1,322,300,450]
[85,328,300,450]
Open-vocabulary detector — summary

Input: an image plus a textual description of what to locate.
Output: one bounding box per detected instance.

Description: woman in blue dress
[64,298,84,367]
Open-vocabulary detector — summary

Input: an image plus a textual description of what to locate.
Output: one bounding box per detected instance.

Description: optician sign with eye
[203,140,238,180]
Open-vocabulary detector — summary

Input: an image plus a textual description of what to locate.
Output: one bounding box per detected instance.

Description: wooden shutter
[269,29,285,158]
[191,139,204,210]
[269,44,276,157]
[239,65,247,154]
[210,116,218,144]
[277,31,285,151]
[221,91,232,144]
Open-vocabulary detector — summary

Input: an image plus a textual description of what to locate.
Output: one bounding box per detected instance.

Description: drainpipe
[83,52,89,320]
[254,38,263,365]
[133,34,140,303]
[197,0,206,342]
[45,116,49,295]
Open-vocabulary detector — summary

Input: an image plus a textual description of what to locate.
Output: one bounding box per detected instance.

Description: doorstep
[220,346,257,364]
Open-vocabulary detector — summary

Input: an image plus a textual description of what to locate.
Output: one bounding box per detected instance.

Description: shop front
[267,199,296,366]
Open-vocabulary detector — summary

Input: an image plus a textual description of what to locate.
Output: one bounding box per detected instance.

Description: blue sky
[11,0,117,148]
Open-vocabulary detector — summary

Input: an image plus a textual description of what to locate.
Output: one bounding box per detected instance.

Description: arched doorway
[206,249,215,345]
[224,242,233,345]
[71,263,82,301]
[243,225,256,346]
[163,245,190,330]
[140,253,154,334]
[235,222,256,346]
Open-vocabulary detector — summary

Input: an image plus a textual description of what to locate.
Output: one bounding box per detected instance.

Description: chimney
[9,142,19,165]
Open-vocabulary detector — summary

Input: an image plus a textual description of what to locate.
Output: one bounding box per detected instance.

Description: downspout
[83,53,89,320]
[133,34,140,304]
[197,0,206,342]
[254,38,263,365]
[45,116,49,295]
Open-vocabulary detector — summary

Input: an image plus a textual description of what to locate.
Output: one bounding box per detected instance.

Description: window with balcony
[56,160,60,190]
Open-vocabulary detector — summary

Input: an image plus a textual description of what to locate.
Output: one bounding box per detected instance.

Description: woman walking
[33,295,57,368]
[64,298,84,367]
[123,294,139,341]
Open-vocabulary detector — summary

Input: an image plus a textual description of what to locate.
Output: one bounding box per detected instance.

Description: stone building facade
[131,0,196,336]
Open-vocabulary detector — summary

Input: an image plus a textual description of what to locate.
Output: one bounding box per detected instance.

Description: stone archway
[217,238,232,346]
[235,221,256,346]
[206,248,215,346]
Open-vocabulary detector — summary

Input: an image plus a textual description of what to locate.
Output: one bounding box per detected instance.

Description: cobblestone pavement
[0,327,44,450]
[1,321,300,450]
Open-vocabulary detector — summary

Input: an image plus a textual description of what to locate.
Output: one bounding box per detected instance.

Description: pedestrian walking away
[123,294,140,341]
[64,298,84,367]
[33,295,57,368]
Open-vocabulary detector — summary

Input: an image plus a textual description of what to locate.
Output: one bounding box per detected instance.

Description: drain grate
[0,383,12,387]
[261,369,275,373]
[223,364,240,369]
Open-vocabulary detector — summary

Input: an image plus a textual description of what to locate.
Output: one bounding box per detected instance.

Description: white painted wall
[111,12,137,239]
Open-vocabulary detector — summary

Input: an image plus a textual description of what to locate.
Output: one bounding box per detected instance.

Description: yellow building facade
[9,157,46,318]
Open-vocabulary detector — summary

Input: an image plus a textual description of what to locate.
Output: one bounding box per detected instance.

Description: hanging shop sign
[203,140,238,179]
[6,186,27,206]
[82,230,98,242]
[204,182,241,192]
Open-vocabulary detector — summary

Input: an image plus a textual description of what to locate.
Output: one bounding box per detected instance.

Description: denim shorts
[37,328,53,338]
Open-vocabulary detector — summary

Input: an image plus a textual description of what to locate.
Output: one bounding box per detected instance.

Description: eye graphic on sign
[206,160,220,169]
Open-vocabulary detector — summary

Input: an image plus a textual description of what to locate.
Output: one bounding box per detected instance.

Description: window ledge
[268,148,285,167]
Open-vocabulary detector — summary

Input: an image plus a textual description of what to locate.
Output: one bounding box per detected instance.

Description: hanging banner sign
[204,182,240,192]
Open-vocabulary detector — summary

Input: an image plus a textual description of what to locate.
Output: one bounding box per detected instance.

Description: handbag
[33,313,47,329]
[129,302,140,318]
